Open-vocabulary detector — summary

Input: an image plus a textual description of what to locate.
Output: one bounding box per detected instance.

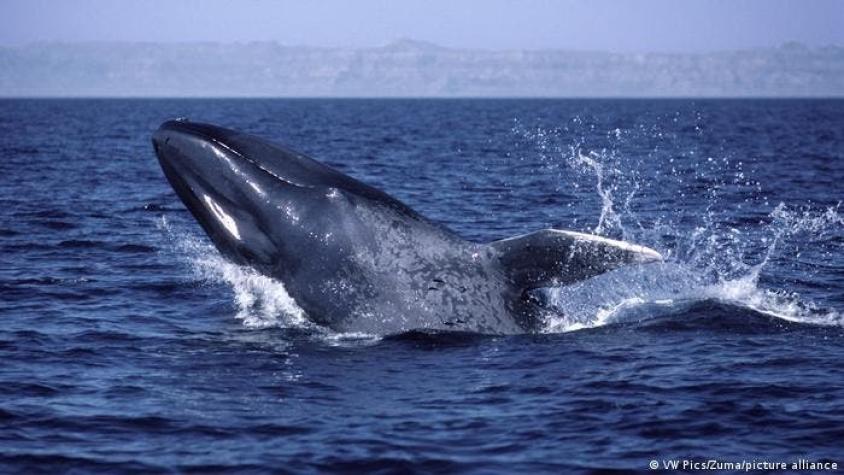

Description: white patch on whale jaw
[202,194,241,240]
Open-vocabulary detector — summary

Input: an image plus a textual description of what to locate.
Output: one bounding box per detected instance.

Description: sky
[1,0,842,52]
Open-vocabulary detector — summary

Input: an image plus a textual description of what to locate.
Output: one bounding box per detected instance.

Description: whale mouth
[152,120,289,269]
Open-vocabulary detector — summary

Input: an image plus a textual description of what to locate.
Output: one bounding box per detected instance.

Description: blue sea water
[0,99,843,474]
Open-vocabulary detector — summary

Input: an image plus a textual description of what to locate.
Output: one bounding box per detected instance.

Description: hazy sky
[1,0,842,52]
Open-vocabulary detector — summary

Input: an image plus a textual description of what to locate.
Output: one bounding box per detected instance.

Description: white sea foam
[543,262,842,333]
[157,216,309,330]
[518,123,844,333]
[159,217,386,342]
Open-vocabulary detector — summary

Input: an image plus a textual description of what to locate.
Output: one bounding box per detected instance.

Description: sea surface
[1,99,842,474]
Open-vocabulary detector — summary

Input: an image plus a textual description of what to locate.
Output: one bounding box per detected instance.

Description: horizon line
[1,39,842,55]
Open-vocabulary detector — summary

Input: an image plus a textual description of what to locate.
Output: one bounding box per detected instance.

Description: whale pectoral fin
[489,229,662,289]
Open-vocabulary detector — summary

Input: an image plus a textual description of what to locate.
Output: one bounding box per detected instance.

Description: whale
[152,120,661,335]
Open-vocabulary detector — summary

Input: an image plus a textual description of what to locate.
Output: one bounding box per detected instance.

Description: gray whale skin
[152,120,661,335]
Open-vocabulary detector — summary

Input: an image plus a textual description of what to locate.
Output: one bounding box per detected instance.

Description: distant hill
[1,40,842,97]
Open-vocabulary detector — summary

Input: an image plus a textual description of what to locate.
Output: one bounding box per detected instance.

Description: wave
[542,263,842,333]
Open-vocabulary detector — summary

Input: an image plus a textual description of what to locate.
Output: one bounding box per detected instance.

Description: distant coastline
[1,40,842,98]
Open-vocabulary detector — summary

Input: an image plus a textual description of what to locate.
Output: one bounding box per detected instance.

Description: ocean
[1,99,842,473]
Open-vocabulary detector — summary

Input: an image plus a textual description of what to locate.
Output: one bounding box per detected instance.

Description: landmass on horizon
[1,39,842,97]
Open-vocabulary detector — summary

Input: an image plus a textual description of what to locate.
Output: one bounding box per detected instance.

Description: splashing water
[157,216,309,330]
[158,217,383,343]
[517,121,844,332]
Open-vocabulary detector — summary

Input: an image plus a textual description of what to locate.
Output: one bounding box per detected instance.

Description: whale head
[152,120,416,277]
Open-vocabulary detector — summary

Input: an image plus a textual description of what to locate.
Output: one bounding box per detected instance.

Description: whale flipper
[490,229,662,290]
